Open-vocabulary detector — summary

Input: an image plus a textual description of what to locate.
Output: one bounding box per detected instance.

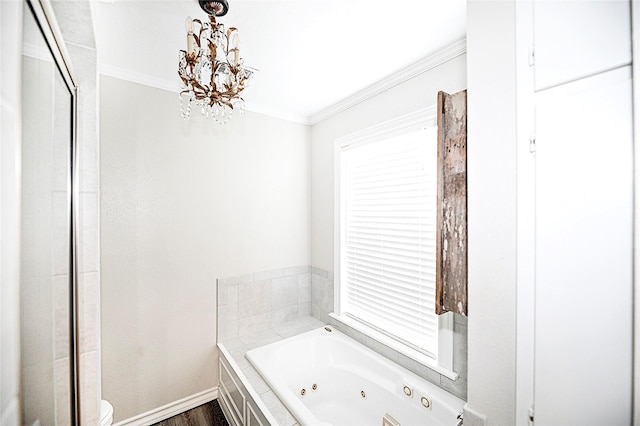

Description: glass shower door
[20,2,77,424]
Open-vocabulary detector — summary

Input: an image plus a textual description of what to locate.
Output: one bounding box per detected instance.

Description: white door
[532,1,633,423]
[534,65,633,425]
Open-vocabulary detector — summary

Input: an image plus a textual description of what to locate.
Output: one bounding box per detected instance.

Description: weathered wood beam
[435,90,468,316]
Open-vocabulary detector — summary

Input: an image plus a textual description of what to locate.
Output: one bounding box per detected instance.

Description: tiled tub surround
[217,265,313,345]
[216,266,467,425]
[310,267,334,325]
[217,266,324,426]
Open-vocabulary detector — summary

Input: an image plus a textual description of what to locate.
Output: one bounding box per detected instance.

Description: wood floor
[151,400,228,426]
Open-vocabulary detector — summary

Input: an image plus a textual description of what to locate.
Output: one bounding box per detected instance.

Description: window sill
[328,313,459,381]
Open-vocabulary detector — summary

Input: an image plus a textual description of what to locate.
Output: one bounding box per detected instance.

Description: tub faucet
[382,413,400,426]
[456,411,464,426]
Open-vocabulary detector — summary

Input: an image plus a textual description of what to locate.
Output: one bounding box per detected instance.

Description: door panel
[534,66,633,425]
[534,0,631,91]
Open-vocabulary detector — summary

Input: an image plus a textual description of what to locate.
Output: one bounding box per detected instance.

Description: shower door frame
[23,0,80,423]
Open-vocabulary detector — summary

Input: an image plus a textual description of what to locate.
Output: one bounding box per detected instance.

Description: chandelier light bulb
[185,16,195,54]
[230,30,239,49]
[229,29,240,65]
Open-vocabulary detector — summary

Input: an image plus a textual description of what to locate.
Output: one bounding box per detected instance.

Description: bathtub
[246,326,464,426]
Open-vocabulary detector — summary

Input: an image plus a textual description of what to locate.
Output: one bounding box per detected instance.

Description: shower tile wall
[217,266,312,346]
[50,1,101,423]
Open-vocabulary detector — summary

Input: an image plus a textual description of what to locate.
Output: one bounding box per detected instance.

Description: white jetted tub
[246,326,464,426]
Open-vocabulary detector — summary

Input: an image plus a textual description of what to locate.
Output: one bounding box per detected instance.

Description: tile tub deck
[218,316,325,426]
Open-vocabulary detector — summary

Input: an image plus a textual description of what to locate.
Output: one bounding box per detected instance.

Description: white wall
[100,76,311,422]
[310,53,467,270]
[1,1,23,424]
[465,2,518,424]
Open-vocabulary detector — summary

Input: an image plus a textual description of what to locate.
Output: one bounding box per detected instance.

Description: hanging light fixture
[178,0,253,123]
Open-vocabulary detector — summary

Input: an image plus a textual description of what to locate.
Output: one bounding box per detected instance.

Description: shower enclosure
[20,0,80,424]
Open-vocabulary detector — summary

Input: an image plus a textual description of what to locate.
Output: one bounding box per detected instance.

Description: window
[334,108,453,370]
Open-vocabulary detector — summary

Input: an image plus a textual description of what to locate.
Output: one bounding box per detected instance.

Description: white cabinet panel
[246,402,267,426]
[534,0,631,90]
[534,66,633,425]
[220,358,246,425]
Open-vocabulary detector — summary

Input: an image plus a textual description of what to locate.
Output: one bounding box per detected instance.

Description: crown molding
[244,101,311,125]
[99,65,312,124]
[100,64,181,93]
[99,38,465,126]
[309,38,467,125]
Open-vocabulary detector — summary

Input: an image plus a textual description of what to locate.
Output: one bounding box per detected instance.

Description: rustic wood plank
[435,90,468,316]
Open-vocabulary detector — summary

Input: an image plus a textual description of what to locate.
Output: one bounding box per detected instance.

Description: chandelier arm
[220,99,233,109]
[191,80,209,94]
[199,21,207,39]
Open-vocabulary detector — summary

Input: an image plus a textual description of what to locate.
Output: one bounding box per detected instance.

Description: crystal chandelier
[178,0,253,123]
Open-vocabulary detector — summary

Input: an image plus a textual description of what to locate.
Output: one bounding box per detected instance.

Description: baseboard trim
[113,387,219,426]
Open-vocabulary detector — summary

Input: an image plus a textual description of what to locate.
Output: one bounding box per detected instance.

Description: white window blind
[340,126,438,357]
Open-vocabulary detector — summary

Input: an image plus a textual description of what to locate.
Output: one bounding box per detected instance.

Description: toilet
[100,400,113,426]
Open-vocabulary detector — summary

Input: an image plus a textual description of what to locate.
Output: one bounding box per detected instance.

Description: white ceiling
[91,0,466,124]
